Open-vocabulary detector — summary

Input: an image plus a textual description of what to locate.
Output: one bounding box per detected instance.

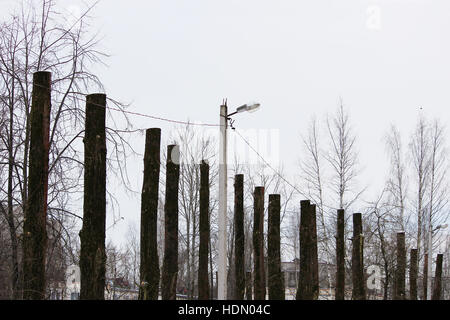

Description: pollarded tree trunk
[161,145,180,300]
[234,174,245,299]
[22,71,51,300]
[79,93,107,300]
[139,128,161,300]
[394,232,406,300]
[409,248,418,300]
[423,253,428,300]
[296,200,312,300]
[268,194,284,300]
[431,254,443,300]
[198,160,210,300]
[351,212,365,300]
[253,187,266,300]
[336,209,345,300]
[310,204,319,300]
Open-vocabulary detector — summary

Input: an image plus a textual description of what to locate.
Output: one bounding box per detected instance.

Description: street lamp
[218,100,260,300]
[426,222,447,300]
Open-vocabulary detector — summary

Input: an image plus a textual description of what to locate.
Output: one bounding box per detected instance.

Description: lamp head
[236,103,260,114]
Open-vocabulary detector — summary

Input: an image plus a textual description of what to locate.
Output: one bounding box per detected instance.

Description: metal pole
[218,103,228,300]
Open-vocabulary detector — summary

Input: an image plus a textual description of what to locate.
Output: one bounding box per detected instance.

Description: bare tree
[426,120,449,250]
[325,101,364,297]
[385,125,408,231]
[409,115,430,258]
[325,100,363,211]
[300,116,334,295]
[0,0,132,299]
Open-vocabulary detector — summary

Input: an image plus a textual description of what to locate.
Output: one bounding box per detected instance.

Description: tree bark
[79,93,107,300]
[310,204,319,300]
[234,174,245,299]
[139,128,161,300]
[409,248,418,300]
[245,271,252,300]
[336,209,345,300]
[351,212,365,300]
[268,194,284,300]
[22,71,51,300]
[253,187,266,299]
[198,160,210,300]
[394,232,406,300]
[161,145,180,300]
[296,200,314,300]
[431,254,443,300]
[423,253,428,300]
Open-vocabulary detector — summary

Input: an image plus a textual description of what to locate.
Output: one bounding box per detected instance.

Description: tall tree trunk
[191,195,197,299]
[139,128,161,300]
[310,204,319,300]
[296,200,313,300]
[336,209,345,300]
[161,145,180,300]
[198,160,210,300]
[185,212,191,298]
[351,212,365,300]
[234,174,245,299]
[79,93,107,300]
[209,234,214,297]
[394,232,406,300]
[268,194,284,300]
[22,72,51,300]
[423,253,428,300]
[431,254,443,300]
[253,187,265,299]
[409,248,418,300]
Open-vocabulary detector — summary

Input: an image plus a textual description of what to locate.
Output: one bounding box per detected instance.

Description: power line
[105,105,222,127]
[232,128,306,198]
[231,128,339,212]
[33,83,222,127]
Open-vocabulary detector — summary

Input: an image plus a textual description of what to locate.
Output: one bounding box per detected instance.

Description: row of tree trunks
[335,209,345,300]
[161,145,180,300]
[22,71,51,299]
[24,76,438,302]
[296,200,319,300]
[351,212,365,300]
[139,128,161,299]
[198,160,210,299]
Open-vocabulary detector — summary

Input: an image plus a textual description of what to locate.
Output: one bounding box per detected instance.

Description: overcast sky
[3,0,450,246]
[70,0,450,245]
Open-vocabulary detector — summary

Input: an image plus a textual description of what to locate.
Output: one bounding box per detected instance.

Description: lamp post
[218,101,260,300]
[426,222,447,300]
